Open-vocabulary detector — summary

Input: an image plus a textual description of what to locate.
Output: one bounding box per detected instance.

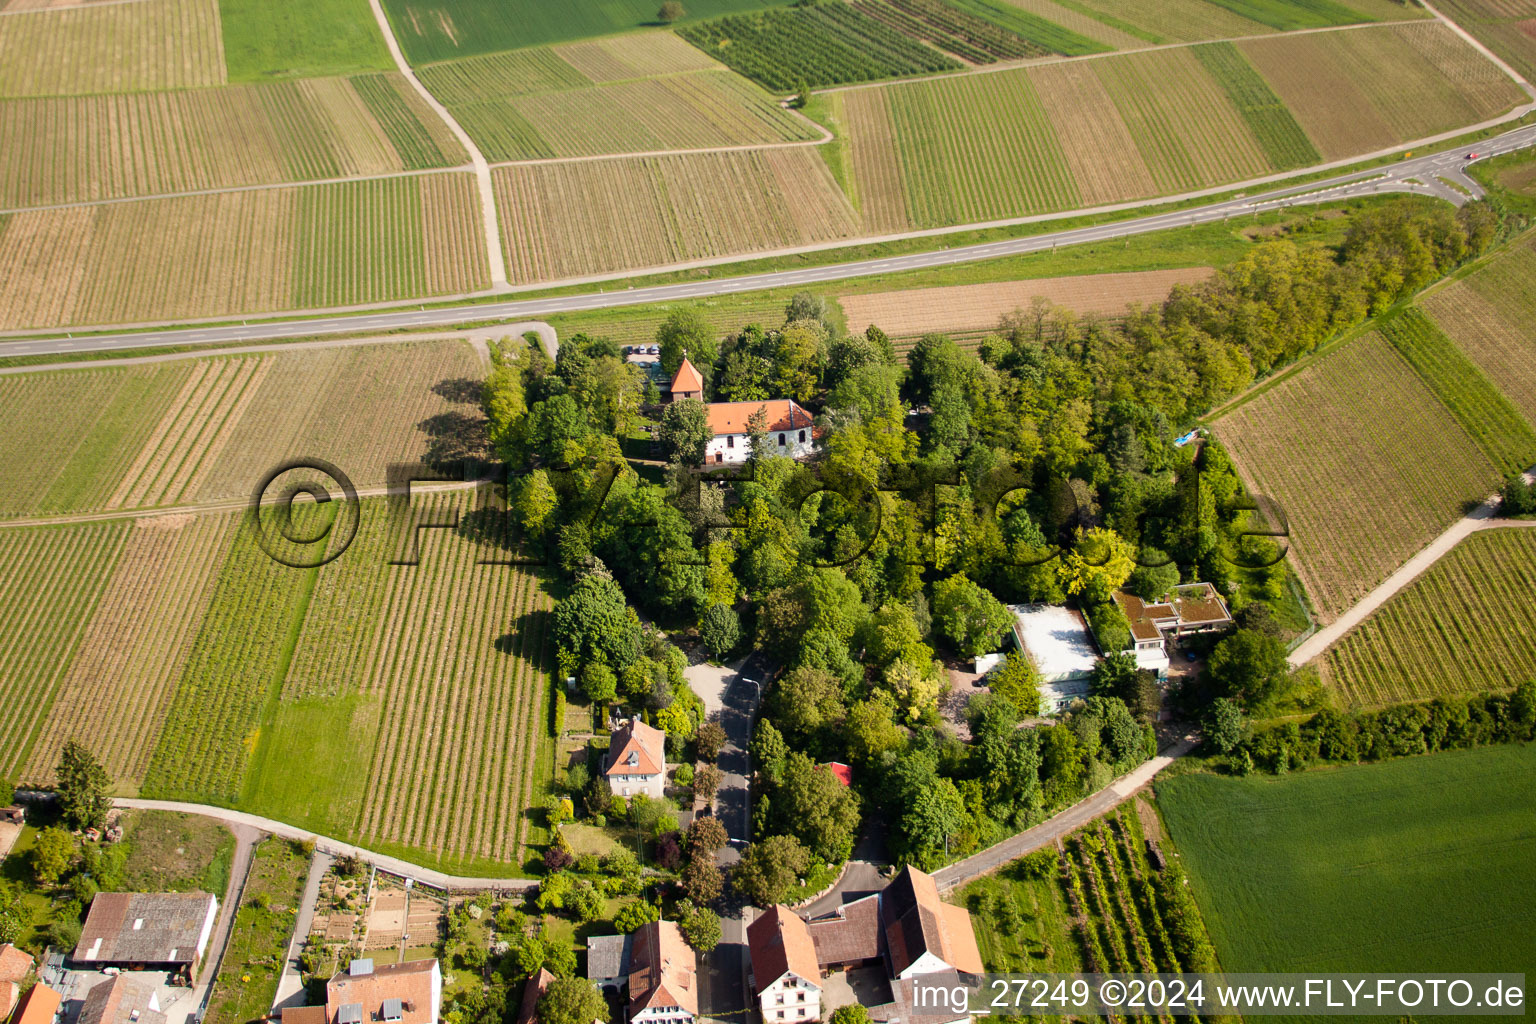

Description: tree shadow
[418,410,489,469]
[432,377,484,405]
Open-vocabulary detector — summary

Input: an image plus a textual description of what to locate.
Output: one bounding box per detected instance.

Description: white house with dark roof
[604,717,667,800]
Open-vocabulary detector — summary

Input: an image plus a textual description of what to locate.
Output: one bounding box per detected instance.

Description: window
[776,996,784,1005]
[798,430,806,443]
[776,1014,785,1020]
[797,994,805,1003]
[778,433,786,446]
[727,435,734,448]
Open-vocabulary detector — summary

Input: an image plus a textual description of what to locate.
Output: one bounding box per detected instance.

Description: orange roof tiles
[629,921,697,1017]
[326,959,438,1024]
[747,907,820,995]
[703,400,812,438]
[0,944,32,985]
[881,867,983,977]
[605,718,665,777]
[669,359,703,395]
[13,984,61,1024]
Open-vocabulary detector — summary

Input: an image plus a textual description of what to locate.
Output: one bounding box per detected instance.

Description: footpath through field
[931,735,1198,892]
[112,798,537,891]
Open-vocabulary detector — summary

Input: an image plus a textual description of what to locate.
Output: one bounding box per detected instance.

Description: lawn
[219,0,392,80]
[117,810,237,895]
[380,0,787,63]
[204,838,310,1024]
[1157,744,1536,975]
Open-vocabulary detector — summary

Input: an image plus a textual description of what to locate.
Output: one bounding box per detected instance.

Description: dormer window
[628,750,638,766]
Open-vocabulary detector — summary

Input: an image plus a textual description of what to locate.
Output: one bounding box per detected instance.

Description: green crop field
[218,0,392,81]
[381,0,784,63]
[1379,308,1536,475]
[1158,745,1536,975]
[1435,0,1536,84]
[1322,529,1536,708]
[1214,330,1500,621]
[1192,41,1319,169]
[1203,0,1368,30]
[678,4,961,90]
[847,0,1105,65]
[1053,0,1274,42]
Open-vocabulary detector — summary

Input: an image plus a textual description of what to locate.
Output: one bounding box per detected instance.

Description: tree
[901,776,966,864]
[658,398,712,465]
[699,604,741,659]
[932,575,1012,657]
[1091,651,1138,703]
[676,899,721,953]
[883,657,943,722]
[751,719,789,783]
[1126,550,1180,602]
[554,572,642,677]
[1056,527,1136,604]
[830,1006,870,1024]
[844,692,905,765]
[687,816,728,855]
[1206,698,1246,754]
[656,1,685,24]
[0,881,27,945]
[696,721,728,762]
[1500,472,1536,515]
[767,665,845,740]
[32,827,75,887]
[538,978,610,1024]
[613,901,660,933]
[57,741,110,830]
[657,307,715,378]
[582,663,618,704]
[987,653,1040,717]
[694,764,723,803]
[732,835,810,907]
[1207,629,1289,708]
[771,752,860,863]
[681,853,723,903]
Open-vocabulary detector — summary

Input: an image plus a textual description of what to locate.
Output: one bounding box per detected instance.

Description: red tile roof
[821,763,852,787]
[1,982,18,1022]
[747,907,820,995]
[0,944,33,985]
[629,921,697,1017]
[515,968,555,1024]
[282,1007,329,1024]
[327,959,438,1024]
[606,718,665,778]
[703,400,812,438]
[808,895,881,967]
[670,358,703,395]
[13,984,61,1024]
[79,975,166,1024]
[881,867,983,977]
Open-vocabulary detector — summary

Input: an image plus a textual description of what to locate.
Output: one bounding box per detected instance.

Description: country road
[3,124,1533,360]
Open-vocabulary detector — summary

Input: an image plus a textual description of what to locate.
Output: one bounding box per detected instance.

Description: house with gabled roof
[748,906,822,1023]
[701,399,816,465]
[326,958,441,1024]
[0,943,33,1019]
[73,892,219,981]
[628,921,697,1024]
[604,717,667,800]
[11,983,60,1024]
[878,867,983,980]
[78,974,166,1024]
[513,968,555,1024]
[666,358,704,403]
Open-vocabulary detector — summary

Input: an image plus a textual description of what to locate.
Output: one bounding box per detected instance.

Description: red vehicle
[1467,152,1481,159]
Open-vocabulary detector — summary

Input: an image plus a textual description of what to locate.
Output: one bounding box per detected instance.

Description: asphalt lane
[4,125,1534,360]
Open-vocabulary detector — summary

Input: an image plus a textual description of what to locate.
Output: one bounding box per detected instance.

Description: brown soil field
[996,0,1147,48]
[1421,241,1536,426]
[1031,60,1157,205]
[553,30,719,81]
[0,0,224,96]
[25,513,236,788]
[420,171,491,295]
[839,267,1212,335]
[1215,331,1500,622]
[494,148,861,283]
[839,88,911,234]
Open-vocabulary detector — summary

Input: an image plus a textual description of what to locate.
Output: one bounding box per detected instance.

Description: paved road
[1288,468,1536,666]
[4,126,1534,361]
[931,737,1198,893]
[113,799,537,891]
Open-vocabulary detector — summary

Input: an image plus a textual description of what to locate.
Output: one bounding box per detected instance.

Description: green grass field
[1158,745,1536,975]
[381,0,784,63]
[1323,529,1536,708]
[118,810,236,895]
[1204,0,1368,30]
[219,0,392,81]
[204,838,309,1024]
[1379,307,1536,475]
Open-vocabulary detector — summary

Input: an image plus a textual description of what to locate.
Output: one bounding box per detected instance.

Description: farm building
[604,717,667,800]
[747,906,822,1024]
[78,974,166,1024]
[666,357,704,403]
[73,892,219,980]
[628,921,698,1024]
[701,399,816,465]
[1110,584,1233,678]
[1007,604,1096,714]
[326,958,442,1024]
[11,983,60,1024]
[586,933,633,996]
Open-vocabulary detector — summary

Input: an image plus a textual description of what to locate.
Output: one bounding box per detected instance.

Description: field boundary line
[0,166,478,217]
[361,0,508,289]
[812,19,1435,96]
[485,116,834,169]
[111,798,537,889]
[1289,471,1536,667]
[0,0,151,16]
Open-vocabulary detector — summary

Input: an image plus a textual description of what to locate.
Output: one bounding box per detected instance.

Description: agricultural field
[678,4,962,90]
[1436,0,1536,83]
[1238,22,1524,160]
[1048,0,1276,42]
[839,266,1213,337]
[0,73,465,207]
[1192,41,1319,169]
[1214,330,1500,622]
[219,0,392,81]
[855,0,1108,63]
[1422,234,1536,427]
[381,0,781,62]
[424,57,818,161]
[1029,59,1157,206]
[0,0,225,95]
[25,515,237,789]
[1378,308,1536,475]
[961,800,1221,975]
[116,810,236,895]
[493,148,862,283]
[0,175,489,329]
[0,522,127,780]
[1321,528,1536,707]
[1157,744,1536,974]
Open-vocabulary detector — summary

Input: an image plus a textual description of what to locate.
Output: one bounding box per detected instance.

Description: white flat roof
[1010,603,1098,682]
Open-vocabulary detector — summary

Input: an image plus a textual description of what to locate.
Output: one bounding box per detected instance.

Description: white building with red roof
[701,399,815,465]
[748,906,823,1024]
[628,921,697,1024]
[604,717,667,800]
